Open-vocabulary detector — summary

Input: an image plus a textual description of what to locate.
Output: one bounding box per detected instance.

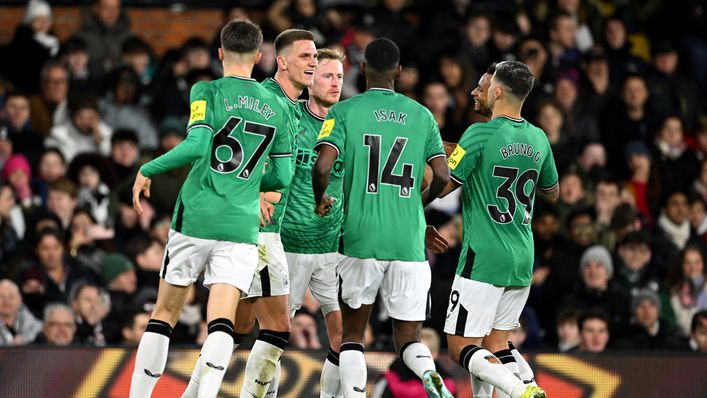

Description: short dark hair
[492,61,534,100]
[273,29,314,54]
[364,38,400,73]
[486,62,497,75]
[578,310,609,331]
[35,228,65,247]
[111,128,139,146]
[221,20,263,54]
[121,35,152,56]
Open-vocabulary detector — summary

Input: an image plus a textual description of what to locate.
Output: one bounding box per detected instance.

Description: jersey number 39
[210,116,275,179]
[487,165,538,224]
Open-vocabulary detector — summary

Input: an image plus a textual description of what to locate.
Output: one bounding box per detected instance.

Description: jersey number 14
[210,116,275,179]
[363,134,415,198]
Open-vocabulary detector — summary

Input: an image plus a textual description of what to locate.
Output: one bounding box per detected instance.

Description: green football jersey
[449,116,559,286]
[260,77,301,234]
[315,88,445,261]
[281,101,344,254]
[141,76,292,244]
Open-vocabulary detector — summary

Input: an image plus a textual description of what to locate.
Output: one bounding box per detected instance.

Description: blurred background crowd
[0,0,706,358]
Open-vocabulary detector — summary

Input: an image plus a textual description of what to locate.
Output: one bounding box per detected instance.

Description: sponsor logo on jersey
[318,119,335,139]
[448,145,465,170]
[189,100,207,124]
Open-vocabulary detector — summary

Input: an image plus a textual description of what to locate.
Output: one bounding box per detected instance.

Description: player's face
[282,40,318,89]
[310,59,343,106]
[471,73,493,117]
[580,319,609,353]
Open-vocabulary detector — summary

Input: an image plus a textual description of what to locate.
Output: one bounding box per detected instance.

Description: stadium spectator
[108,129,140,188]
[0,279,42,346]
[2,90,44,163]
[422,82,462,143]
[691,160,707,204]
[559,245,631,334]
[75,0,132,79]
[574,141,609,189]
[555,171,590,234]
[70,282,109,346]
[67,154,114,226]
[0,123,11,170]
[614,231,659,293]
[99,254,137,315]
[67,209,111,273]
[654,116,700,194]
[120,307,150,345]
[101,67,158,150]
[0,0,58,94]
[555,0,602,52]
[614,289,683,350]
[489,15,519,62]
[120,36,155,88]
[290,311,322,349]
[546,11,581,77]
[46,93,112,162]
[59,36,97,97]
[654,191,703,272]
[602,203,642,250]
[145,119,188,215]
[34,147,66,206]
[371,327,456,398]
[689,195,707,238]
[689,310,707,353]
[0,184,22,267]
[555,309,581,352]
[663,245,707,337]
[25,228,97,316]
[46,179,77,231]
[2,154,39,211]
[576,311,611,353]
[600,75,655,177]
[34,303,76,346]
[460,12,492,82]
[535,99,577,173]
[553,73,600,143]
[125,234,162,291]
[625,140,660,223]
[646,42,700,131]
[602,16,647,86]
[29,61,69,137]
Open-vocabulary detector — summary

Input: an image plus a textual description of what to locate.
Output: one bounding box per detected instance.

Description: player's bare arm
[312,144,337,216]
[537,183,559,203]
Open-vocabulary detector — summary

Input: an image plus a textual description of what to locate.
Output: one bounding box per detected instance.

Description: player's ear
[394,65,402,79]
[361,62,367,79]
[254,51,262,65]
[218,48,224,62]
[276,54,287,70]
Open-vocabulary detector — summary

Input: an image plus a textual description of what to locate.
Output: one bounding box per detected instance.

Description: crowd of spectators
[0,0,706,355]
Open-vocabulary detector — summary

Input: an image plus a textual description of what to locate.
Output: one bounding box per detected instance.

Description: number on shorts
[449,290,460,313]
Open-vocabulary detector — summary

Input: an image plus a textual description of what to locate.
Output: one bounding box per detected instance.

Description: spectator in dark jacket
[614,289,684,350]
[70,282,108,346]
[33,303,76,346]
[2,90,44,163]
[23,228,97,318]
[29,61,69,137]
[575,311,611,353]
[654,116,699,195]
[0,0,59,94]
[559,245,632,335]
[614,231,660,294]
[75,0,132,79]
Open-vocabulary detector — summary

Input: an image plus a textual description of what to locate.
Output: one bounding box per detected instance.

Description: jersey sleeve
[538,140,559,191]
[315,105,344,157]
[448,124,486,185]
[186,81,214,131]
[269,98,294,158]
[425,112,446,163]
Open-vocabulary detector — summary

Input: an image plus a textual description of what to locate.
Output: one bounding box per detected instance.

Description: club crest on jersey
[448,145,465,170]
[319,119,335,139]
[189,100,206,124]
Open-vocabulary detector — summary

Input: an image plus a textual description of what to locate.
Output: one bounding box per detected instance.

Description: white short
[286,252,340,318]
[337,256,431,321]
[160,229,257,293]
[444,275,530,337]
[242,232,290,298]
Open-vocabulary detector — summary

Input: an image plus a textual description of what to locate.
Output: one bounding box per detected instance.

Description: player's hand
[132,170,151,216]
[260,194,275,227]
[315,194,335,217]
[425,225,449,254]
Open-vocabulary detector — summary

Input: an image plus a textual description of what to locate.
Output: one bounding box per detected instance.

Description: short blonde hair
[317,48,346,63]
